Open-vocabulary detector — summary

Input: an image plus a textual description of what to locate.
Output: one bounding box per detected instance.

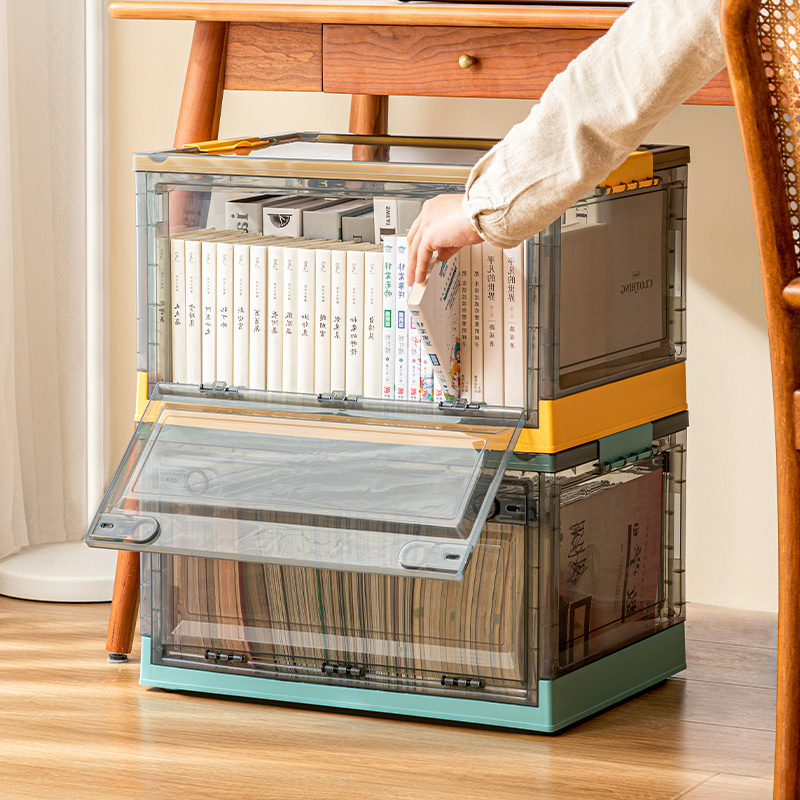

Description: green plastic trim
[139,624,685,733]
[598,423,654,466]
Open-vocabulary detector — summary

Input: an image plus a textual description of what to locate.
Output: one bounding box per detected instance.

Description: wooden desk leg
[106,552,140,662]
[106,21,229,660]
[349,94,389,161]
[175,20,228,147]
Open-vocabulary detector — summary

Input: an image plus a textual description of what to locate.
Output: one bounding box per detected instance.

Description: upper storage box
[133,133,688,452]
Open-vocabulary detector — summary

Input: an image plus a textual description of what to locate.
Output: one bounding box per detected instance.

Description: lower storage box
[125,411,687,732]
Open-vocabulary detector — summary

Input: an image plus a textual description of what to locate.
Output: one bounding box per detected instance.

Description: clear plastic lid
[85,384,523,580]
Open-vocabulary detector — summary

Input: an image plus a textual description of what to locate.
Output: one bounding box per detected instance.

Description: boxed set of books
[86,133,690,731]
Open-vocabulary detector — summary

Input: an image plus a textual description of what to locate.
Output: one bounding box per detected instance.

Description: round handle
[458,54,476,70]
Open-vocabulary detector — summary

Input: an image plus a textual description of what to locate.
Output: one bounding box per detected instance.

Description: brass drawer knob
[459,54,476,70]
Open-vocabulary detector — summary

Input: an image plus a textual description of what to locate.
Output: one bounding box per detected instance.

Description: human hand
[406,193,483,285]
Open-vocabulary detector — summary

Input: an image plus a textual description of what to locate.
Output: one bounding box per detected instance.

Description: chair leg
[106,551,140,661]
[349,94,389,161]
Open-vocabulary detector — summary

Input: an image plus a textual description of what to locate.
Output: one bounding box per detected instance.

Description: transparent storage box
[132,132,689,453]
[86,379,687,731]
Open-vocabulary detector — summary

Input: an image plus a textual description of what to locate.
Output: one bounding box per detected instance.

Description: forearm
[463,0,726,248]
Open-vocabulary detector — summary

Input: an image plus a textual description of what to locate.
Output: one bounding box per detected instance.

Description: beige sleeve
[463,0,726,248]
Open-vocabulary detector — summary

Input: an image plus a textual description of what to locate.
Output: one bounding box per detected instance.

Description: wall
[108,18,778,612]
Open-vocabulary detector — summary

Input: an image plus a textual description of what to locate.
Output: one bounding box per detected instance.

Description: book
[482,242,504,405]
[407,253,461,399]
[408,313,422,402]
[502,244,526,407]
[296,244,319,394]
[233,240,251,387]
[281,241,304,392]
[469,242,484,403]
[249,240,268,390]
[458,245,472,401]
[314,244,333,394]
[262,196,337,238]
[363,247,384,399]
[225,194,282,234]
[216,238,235,385]
[303,199,372,241]
[394,236,410,401]
[345,247,367,395]
[420,349,434,402]
[184,235,203,385]
[330,245,348,392]
[342,211,375,244]
[201,238,218,385]
[373,197,423,241]
[381,236,396,399]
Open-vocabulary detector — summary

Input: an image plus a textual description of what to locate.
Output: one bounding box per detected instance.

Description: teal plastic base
[140,623,685,733]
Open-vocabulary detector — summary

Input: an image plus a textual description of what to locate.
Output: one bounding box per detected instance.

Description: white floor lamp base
[0,542,118,602]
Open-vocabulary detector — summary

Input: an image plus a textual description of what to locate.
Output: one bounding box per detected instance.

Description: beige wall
[108,19,778,612]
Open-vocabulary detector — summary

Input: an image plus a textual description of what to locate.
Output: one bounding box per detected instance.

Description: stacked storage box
[87,133,689,731]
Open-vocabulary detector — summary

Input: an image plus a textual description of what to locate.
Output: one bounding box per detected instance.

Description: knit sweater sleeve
[462,0,726,248]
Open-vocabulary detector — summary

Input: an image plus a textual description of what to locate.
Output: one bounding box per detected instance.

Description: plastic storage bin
[86,390,686,731]
[131,132,689,452]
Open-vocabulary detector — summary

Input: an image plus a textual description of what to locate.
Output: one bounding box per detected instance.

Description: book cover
[183,236,204,385]
[407,253,461,399]
[216,239,235,386]
[262,196,336,238]
[281,243,302,392]
[482,242,504,405]
[373,197,423,241]
[470,242,484,403]
[225,194,281,234]
[408,313,422,402]
[503,244,526,407]
[303,199,371,241]
[363,247,384,399]
[381,236,396,399]
[420,349,434,402]
[394,237,410,401]
[201,238,218,385]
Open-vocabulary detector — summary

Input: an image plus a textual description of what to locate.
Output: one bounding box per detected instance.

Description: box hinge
[317,390,360,404]
[595,423,656,473]
[205,649,246,664]
[438,398,482,411]
[441,675,484,690]
[596,176,661,196]
[199,381,242,398]
[322,662,365,678]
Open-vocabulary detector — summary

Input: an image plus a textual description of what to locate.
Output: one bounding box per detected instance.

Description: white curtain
[0,0,103,559]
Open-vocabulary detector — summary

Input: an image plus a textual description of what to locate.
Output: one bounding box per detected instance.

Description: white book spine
[420,350,434,402]
[201,239,217,385]
[156,236,170,381]
[233,243,250,387]
[170,237,186,383]
[345,249,365,395]
[458,245,471,401]
[249,244,268,390]
[408,314,422,402]
[216,241,234,385]
[297,247,317,394]
[184,239,203,385]
[266,243,284,391]
[330,248,347,391]
[314,247,332,394]
[394,236,409,401]
[363,250,383,399]
[381,237,396,399]
[282,246,300,392]
[503,244,526,407]
[470,242,484,403]
[482,242,504,405]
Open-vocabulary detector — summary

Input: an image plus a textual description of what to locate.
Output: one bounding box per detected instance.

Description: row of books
[164,228,527,406]
[169,520,524,686]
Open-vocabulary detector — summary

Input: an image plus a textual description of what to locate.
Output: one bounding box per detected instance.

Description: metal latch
[205,650,246,664]
[438,398,482,411]
[199,381,241,397]
[322,663,365,678]
[317,391,360,404]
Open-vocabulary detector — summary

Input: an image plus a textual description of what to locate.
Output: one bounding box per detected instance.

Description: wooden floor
[0,599,776,800]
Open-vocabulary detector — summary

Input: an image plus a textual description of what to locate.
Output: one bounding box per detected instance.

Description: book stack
[167,225,528,406]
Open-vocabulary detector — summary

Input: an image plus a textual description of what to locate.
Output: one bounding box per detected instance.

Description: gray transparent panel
[86,384,523,580]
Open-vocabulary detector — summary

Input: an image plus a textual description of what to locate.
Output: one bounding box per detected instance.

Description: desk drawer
[322,25,602,99]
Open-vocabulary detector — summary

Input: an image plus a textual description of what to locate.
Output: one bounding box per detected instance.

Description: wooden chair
[722,1,800,797]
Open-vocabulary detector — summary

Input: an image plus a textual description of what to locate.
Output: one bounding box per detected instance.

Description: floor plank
[676,774,774,800]
[0,598,777,800]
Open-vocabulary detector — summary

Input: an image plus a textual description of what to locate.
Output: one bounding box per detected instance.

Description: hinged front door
[86,384,523,580]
